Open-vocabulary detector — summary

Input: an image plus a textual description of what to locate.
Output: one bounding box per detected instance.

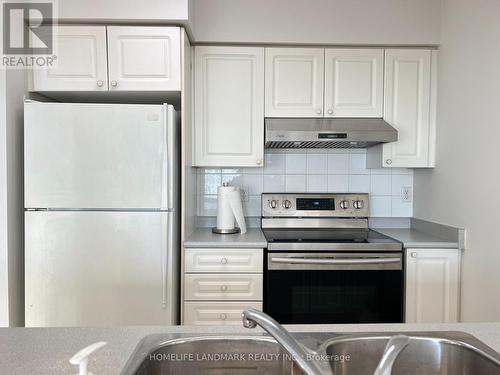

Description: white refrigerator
[24,101,179,327]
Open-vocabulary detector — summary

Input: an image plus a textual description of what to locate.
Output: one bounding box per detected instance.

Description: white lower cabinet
[185,274,263,301]
[183,247,264,325]
[184,302,263,325]
[405,248,461,323]
[185,248,263,273]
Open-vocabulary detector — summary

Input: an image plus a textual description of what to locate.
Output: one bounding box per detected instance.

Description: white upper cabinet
[380,49,436,168]
[31,26,181,92]
[324,49,384,117]
[107,27,181,91]
[32,26,108,91]
[405,249,461,323]
[194,46,264,167]
[265,48,324,117]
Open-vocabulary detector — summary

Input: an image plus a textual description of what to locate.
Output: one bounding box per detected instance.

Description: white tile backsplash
[327,174,349,192]
[197,150,413,217]
[285,174,306,192]
[370,196,392,217]
[306,153,328,174]
[199,173,221,194]
[285,153,307,174]
[391,196,413,217]
[306,174,328,192]
[263,174,285,192]
[221,173,243,188]
[243,174,264,195]
[349,174,370,192]
[349,151,369,175]
[264,153,286,174]
[198,194,218,216]
[370,174,392,196]
[391,174,414,196]
[328,153,350,174]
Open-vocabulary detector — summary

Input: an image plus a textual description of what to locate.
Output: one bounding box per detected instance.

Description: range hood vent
[265,118,398,149]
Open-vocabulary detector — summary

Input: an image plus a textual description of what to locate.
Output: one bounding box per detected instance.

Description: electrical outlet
[239,187,249,202]
[401,187,412,202]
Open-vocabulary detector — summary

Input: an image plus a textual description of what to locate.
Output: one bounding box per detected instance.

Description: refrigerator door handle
[160,105,175,211]
[161,213,171,308]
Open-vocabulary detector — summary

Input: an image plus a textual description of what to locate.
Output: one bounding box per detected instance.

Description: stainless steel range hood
[265,118,398,149]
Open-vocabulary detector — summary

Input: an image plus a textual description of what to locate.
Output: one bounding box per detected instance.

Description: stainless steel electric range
[261,193,404,325]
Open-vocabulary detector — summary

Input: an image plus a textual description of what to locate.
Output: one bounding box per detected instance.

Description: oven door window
[265,269,403,324]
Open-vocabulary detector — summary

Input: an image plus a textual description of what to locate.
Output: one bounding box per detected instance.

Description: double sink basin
[122,331,500,374]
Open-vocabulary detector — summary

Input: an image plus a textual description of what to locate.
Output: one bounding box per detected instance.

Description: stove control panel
[262,193,369,218]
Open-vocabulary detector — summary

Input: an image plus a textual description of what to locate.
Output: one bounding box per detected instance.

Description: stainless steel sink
[321,331,500,375]
[122,331,500,375]
[121,335,302,375]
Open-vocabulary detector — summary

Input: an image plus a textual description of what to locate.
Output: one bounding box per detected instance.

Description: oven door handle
[270,257,401,265]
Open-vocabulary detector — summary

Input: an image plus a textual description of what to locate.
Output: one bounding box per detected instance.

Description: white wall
[58,0,189,21]
[5,70,26,327]
[0,69,26,327]
[0,69,7,326]
[414,0,500,321]
[193,0,440,45]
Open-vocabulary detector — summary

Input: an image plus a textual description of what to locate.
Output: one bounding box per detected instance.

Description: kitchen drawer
[184,302,262,325]
[184,274,263,301]
[185,248,263,273]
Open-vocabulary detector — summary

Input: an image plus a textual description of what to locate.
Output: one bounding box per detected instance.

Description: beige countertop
[2,322,500,374]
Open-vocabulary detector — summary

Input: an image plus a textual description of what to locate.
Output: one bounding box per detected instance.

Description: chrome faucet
[373,335,410,375]
[242,308,332,375]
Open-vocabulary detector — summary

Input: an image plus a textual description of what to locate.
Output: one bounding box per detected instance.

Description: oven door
[265,252,404,324]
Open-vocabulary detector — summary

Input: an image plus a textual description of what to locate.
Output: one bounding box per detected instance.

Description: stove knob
[269,200,278,209]
[282,199,292,209]
[339,200,350,209]
[353,200,365,209]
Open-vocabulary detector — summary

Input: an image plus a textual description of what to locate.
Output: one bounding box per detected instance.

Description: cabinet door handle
[220,257,228,264]
[327,109,334,115]
[256,159,262,165]
[411,252,417,258]
[110,80,118,87]
[219,313,227,320]
[385,159,393,165]
[220,285,228,292]
[96,80,104,87]
[315,109,322,115]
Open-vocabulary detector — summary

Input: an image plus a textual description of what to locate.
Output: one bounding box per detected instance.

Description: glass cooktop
[263,228,400,245]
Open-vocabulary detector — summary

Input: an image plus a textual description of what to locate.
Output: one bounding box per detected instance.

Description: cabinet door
[32,26,108,91]
[194,46,264,167]
[406,249,461,323]
[107,26,181,91]
[265,48,324,117]
[383,49,433,167]
[324,49,384,117]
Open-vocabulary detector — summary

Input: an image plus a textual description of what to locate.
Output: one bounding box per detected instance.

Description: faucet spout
[242,308,331,375]
[373,335,410,375]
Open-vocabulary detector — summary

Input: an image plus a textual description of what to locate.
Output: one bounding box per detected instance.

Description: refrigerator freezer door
[25,102,176,210]
[25,211,178,326]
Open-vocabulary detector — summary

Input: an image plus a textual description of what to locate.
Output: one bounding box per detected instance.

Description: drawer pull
[220,285,228,292]
[220,313,227,320]
[220,257,228,264]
